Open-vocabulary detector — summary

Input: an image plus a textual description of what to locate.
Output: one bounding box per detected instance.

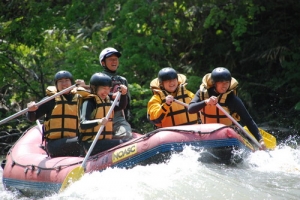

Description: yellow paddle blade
[259,128,277,149]
[243,126,277,150]
[59,166,85,193]
[239,135,255,151]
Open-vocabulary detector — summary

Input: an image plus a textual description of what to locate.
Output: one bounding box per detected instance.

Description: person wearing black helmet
[188,67,266,150]
[78,72,128,155]
[26,70,86,157]
[99,47,132,140]
[147,67,199,128]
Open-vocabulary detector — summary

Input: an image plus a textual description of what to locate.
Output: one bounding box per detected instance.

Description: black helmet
[158,67,178,83]
[211,67,231,83]
[54,70,74,85]
[90,73,112,94]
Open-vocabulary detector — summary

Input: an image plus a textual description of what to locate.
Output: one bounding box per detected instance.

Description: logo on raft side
[112,144,137,163]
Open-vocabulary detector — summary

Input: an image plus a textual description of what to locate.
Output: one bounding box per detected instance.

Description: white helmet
[99,47,121,66]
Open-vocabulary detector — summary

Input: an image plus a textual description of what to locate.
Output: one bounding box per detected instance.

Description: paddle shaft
[0,84,77,126]
[80,91,122,169]
[215,103,262,148]
[173,99,262,148]
[173,99,189,107]
[173,99,201,115]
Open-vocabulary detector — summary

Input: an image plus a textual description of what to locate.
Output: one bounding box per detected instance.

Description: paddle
[215,103,263,149]
[243,126,277,150]
[173,99,190,107]
[59,91,122,192]
[0,84,77,126]
[173,99,201,114]
[173,99,276,149]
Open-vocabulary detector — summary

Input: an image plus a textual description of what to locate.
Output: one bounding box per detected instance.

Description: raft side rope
[144,125,232,137]
[9,152,84,173]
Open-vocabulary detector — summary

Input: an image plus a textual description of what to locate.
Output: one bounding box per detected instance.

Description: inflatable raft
[1,123,254,197]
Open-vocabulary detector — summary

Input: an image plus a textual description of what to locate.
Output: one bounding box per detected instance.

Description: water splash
[1,145,299,200]
[246,141,300,174]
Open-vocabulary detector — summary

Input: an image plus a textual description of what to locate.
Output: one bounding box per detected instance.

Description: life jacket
[199,73,240,125]
[44,86,79,139]
[77,88,114,142]
[149,74,199,127]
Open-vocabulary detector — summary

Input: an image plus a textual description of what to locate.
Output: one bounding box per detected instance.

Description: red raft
[1,123,254,196]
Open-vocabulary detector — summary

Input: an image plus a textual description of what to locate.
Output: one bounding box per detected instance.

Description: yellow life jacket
[78,91,114,142]
[199,73,240,125]
[44,86,79,139]
[149,74,199,127]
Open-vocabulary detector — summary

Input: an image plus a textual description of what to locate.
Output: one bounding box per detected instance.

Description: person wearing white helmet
[99,47,132,140]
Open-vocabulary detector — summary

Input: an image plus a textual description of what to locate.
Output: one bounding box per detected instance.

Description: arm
[75,79,90,90]
[80,99,101,129]
[123,79,131,118]
[114,94,128,111]
[112,84,128,111]
[122,78,131,104]
[147,94,171,125]
[188,90,206,114]
[227,94,263,142]
[26,99,54,122]
[110,76,131,120]
[111,77,130,100]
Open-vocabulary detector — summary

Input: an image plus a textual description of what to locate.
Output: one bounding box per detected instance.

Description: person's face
[97,86,111,99]
[56,78,72,93]
[162,78,178,93]
[215,81,230,94]
[102,55,119,72]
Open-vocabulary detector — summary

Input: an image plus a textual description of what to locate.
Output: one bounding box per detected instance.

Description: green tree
[1,0,300,134]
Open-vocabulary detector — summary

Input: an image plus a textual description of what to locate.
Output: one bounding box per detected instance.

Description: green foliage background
[1,0,300,133]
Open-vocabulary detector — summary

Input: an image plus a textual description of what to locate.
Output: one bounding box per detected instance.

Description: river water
[1,135,300,200]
